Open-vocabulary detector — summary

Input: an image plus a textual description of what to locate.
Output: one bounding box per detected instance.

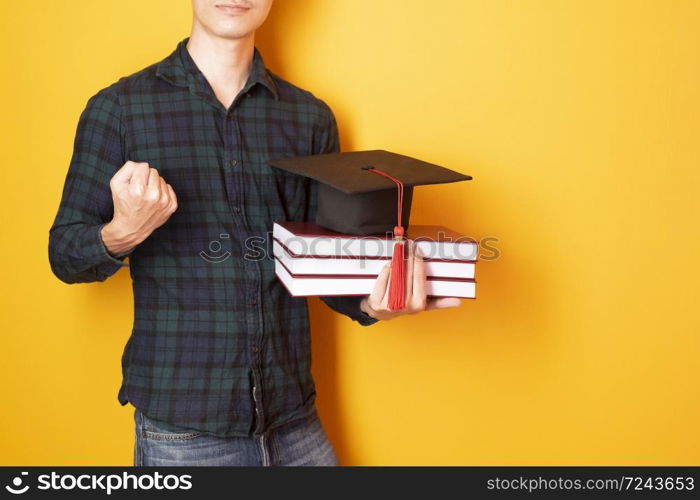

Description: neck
[186,25,256,97]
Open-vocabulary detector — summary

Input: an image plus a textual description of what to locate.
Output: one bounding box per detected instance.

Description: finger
[411,243,427,307]
[141,169,160,201]
[128,163,150,195]
[370,262,391,306]
[380,264,391,310]
[130,162,149,186]
[158,177,169,203]
[166,184,178,211]
[147,168,160,190]
[110,161,138,186]
[425,297,462,310]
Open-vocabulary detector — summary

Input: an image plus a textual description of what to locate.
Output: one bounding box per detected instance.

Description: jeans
[133,407,339,466]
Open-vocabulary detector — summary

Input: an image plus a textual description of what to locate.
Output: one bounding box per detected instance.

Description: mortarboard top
[268,149,472,236]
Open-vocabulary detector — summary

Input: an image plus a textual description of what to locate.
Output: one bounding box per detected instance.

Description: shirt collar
[155,36,280,102]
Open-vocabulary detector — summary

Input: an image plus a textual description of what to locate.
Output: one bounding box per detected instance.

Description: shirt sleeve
[307,100,379,327]
[48,87,132,284]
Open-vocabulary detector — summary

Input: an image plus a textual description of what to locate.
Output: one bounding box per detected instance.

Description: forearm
[48,222,129,284]
[100,219,143,256]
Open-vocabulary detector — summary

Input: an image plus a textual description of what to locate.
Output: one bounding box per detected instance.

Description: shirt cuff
[320,295,380,327]
[355,307,380,326]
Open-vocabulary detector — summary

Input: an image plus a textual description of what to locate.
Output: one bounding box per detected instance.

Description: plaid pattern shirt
[49,37,378,437]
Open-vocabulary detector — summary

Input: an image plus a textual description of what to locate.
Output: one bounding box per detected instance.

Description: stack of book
[272,221,477,298]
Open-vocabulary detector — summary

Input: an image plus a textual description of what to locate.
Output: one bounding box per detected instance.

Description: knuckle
[145,188,159,201]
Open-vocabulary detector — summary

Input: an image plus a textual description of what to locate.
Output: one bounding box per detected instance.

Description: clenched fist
[101,161,178,256]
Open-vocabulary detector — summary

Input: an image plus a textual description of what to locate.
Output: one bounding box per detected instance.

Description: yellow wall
[1,0,698,465]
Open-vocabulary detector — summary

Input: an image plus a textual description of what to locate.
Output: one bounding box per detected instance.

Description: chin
[212,23,255,40]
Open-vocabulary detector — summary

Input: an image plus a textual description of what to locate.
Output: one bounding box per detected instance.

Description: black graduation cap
[268,149,472,236]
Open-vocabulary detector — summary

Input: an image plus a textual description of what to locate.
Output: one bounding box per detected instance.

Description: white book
[272,221,478,262]
[275,258,476,299]
[273,240,475,279]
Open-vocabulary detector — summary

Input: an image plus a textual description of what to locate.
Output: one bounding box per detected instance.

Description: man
[49,0,461,466]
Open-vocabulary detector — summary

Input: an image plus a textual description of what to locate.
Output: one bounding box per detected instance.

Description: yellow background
[1,0,698,465]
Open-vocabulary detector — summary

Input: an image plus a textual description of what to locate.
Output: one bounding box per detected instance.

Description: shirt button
[249,297,257,305]
[233,206,240,213]
[251,346,260,353]
[226,110,232,118]
[229,159,237,167]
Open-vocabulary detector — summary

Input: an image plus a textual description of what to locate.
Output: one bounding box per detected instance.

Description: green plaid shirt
[49,37,377,437]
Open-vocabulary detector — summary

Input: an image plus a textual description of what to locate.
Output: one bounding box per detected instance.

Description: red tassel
[364,166,407,311]
[388,225,406,311]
